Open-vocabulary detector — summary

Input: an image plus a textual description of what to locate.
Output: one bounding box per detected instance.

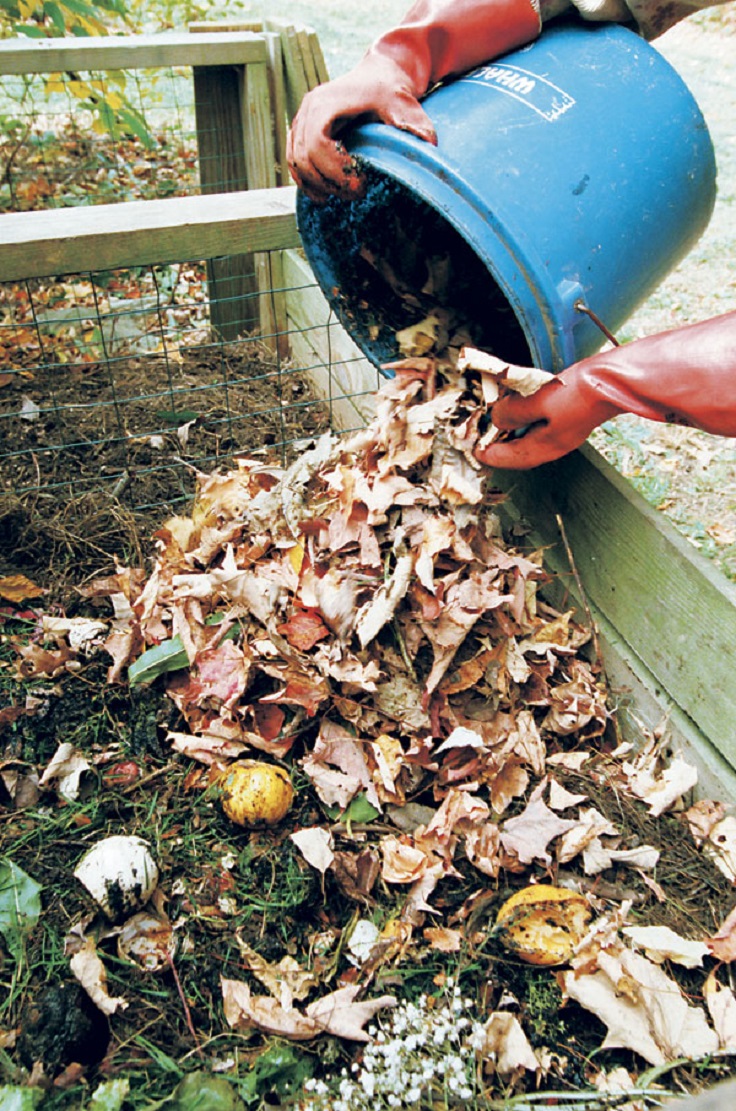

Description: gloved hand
[287,0,541,202]
[475,311,736,470]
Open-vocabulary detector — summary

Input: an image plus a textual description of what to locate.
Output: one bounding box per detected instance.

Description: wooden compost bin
[2,176,736,801]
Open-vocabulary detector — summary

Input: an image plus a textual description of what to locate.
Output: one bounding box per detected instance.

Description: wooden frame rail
[0,31,267,74]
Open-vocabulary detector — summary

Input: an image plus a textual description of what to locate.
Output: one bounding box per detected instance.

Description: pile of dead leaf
[3,355,736,1105]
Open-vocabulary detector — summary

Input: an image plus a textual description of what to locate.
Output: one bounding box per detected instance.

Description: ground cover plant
[2,354,736,1110]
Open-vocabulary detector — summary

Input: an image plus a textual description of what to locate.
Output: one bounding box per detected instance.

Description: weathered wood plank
[188,21,264,34]
[0,188,301,281]
[0,32,267,75]
[282,249,379,429]
[262,249,289,361]
[307,30,330,85]
[492,446,736,770]
[262,33,289,186]
[296,28,319,91]
[264,19,309,120]
[240,61,280,343]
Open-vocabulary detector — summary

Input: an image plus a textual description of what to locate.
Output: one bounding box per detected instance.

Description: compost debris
[5,349,736,1095]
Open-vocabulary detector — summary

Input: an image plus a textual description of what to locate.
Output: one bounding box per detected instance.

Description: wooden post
[190,22,289,352]
[240,58,288,357]
[193,62,258,339]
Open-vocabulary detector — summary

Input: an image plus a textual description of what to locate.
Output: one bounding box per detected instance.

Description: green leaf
[0,1087,45,1111]
[116,105,153,148]
[324,794,381,825]
[42,0,67,33]
[239,1044,314,1105]
[88,1079,130,1111]
[14,24,48,36]
[172,1072,245,1111]
[128,634,189,687]
[156,409,200,425]
[128,613,233,687]
[0,857,42,959]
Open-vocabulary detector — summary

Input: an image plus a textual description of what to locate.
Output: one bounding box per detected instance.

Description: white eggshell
[74,834,159,919]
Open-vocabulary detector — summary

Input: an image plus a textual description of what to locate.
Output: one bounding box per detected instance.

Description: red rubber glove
[475,311,736,470]
[287,0,541,202]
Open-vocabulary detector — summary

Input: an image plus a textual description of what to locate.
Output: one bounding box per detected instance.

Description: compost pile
[102,356,736,1061]
[5,352,736,1105]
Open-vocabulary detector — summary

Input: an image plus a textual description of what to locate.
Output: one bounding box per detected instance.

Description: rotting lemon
[219,760,294,827]
[494,884,592,966]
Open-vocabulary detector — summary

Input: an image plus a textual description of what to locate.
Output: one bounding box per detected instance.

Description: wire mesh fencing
[0,27,383,583]
[0,65,200,212]
[0,252,380,514]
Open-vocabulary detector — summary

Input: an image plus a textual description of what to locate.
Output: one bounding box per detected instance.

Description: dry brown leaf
[290,827,335,875]
[380,836,431,884]
[683,799,727,847]
[69,937,129,1016]
[489,762,530,816]
[707,903,736,962]
[38,742,91,802]
[704,971,736,1051]
[556,807,618,865]
[548,779,588,811]
[621,749,698,817]
[622,925,709,968]
[481,1012,539,1074]
[705,815,736,883]
[221,978,395,1042]
[234,941,317,1009]
[561,948,719,1065]
[500,782,579,865]
[423,925,463,952]
[0,573,45,602]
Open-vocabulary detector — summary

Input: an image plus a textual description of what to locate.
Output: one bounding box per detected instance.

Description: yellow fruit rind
[219,761,295,827]
[494,884,592,967]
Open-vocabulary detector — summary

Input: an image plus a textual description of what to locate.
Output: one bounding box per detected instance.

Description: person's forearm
[540,0,733,41]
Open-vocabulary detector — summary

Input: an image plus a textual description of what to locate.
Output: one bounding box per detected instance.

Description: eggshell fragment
[74,834,159,920]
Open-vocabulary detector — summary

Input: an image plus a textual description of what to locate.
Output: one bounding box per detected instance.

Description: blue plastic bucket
[296,20,716,372]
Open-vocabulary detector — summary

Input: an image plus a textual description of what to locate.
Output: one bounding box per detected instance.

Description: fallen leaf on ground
[622,925,709,968]
[233,942,317,1010]
[481,1011,539,1074]
[621,749,698,816]
[704,971,736,1051]
[500,783,579,865]
[69,936,129,1015]
[221,978,395,1041]
[705,815,736,883]
[0,574,45,602]
[290,827,335,875]
[561,947,719,1065]
[38,742,92,802]
[707,904,736,962]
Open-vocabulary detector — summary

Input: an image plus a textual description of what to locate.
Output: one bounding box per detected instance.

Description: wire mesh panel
[0,254,339,512]
[0,235,380,588]
[0,66,200,212]
[0,30,380,581]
